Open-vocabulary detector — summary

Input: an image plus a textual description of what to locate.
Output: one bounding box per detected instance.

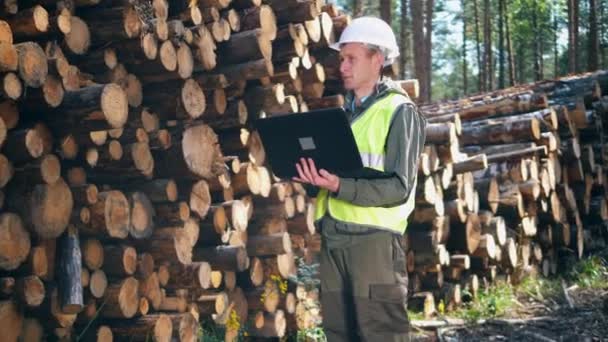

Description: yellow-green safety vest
[314,92,417,234]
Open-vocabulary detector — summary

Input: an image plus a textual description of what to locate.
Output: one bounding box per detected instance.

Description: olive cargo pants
[320,233,410,342]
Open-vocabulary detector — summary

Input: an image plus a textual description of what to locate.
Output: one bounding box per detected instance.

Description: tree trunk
[483,0,493,90]
[588,0,600,71]
[380,0,391,25]
[505,0,516,85]
[497,0,505,89]
[532,0,542,81]
[352,0,363,17]
[411,0,425,98]
[567,0,579,73]
[424,0,434,102]
[462,0,468,94]
[473,0,483,92]
[553,2,559,77]
[400,0,409,79]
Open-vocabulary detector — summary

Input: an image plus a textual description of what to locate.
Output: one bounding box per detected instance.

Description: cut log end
[64,16,90,55]
[0,213,30,271]
[101,83,129,128]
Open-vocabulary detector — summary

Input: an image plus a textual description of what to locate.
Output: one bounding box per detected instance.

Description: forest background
[334,0,607,103]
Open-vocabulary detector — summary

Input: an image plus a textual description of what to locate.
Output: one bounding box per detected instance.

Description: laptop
[254,107,367,179]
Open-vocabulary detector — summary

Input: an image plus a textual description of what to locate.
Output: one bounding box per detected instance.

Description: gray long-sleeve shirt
[315,78,427,249]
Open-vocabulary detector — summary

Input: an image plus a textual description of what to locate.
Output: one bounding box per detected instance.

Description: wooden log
[453,154,488,174]
[0,277,15,299]
[100,277,139,319]
[87,190,130,239]
[135,226,193,265]
[57,226,83,314]
[478,211,506,246]
[460,117,541,145]
[104,314,173,342]
[8,178,73,239]
[218,28,272,65]
[246,232,292,256]
[49,83,128,130]
[0,72,21,100]
[447,213,481,254]
[474,177,499,213]
[0,300,23,342]
[166,262,212,291]
[102,244,137,277]
[2,123,52,164]
[425,122,457,144]
[249,309,287,338]
[155,125,224,180]
[81,238,103,270]
[138,272,163,311]
[0,213,30,271]
[238,4,277,39]
[154,201,190,225]
[128,191,155,239]
[214,58,274,82]
[15,275,45,308]
[90,269,108,298]
[193,245,249,272]
[15,41,48,87]
[12,153,61,185]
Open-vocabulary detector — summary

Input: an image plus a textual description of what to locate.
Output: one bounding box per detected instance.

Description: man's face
[339,43,384,90]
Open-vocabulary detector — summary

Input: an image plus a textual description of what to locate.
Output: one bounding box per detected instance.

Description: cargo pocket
[362,283,410,333]
[392,235,409,294]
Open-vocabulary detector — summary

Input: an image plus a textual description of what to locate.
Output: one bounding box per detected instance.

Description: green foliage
[452,281,515,322]
[567,256,608,289]
[294,327,328,342]
[198,320,226,342]
[516,276,561,301]
[407,255,608,322]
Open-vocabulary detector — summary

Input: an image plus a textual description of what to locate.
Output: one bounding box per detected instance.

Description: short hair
[364,44,388,62]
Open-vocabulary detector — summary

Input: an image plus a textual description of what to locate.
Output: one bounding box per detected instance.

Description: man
[293,16,427,342]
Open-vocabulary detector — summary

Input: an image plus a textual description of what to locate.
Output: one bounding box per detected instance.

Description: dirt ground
[411,287,608,341]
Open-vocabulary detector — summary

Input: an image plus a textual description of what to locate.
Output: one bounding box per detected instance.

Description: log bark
[57,226,83,314]
[246,232,292,256]
[218,28,272,65]
[2,123,52,164]
[166,262,212,291]
[104,314,173,342]
[102,244,137,277]
[460,118,541,145]
[239,5,277,39]
[447,213,482,254]
[50,83,128,130]
[193,245,249,272]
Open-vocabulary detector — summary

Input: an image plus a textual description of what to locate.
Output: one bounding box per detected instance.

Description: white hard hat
[330,16,399,66]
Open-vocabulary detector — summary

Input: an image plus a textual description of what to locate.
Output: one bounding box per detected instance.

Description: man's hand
[293,158,340,193]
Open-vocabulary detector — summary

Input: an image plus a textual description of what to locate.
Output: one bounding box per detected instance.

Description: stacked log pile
[0,0,346,340]
[402,71,608,318]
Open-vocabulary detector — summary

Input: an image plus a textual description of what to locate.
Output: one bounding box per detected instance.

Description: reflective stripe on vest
[314,92,417,234]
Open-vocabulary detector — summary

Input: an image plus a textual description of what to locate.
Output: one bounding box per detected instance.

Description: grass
[410,254,608,323]
[451,281,516,322]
